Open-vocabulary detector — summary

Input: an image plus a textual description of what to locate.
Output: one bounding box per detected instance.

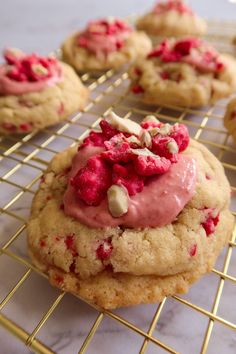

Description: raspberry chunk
[151,135,179,162]
[201,209,220,236]
[112,163,145,196]
[65,234,78,257]
[189,244,197,257]
[102,141,132,163]
[102,134,132,163]
[19,122,33,132]
[134,155,171,176]
[141,121,161,130]
[174,38,200,56]
[80,131,106,149]
[71,156,112,206]
[1,122,17,132]
[99,119,119,139]
[96,239,113,260]
[131,84,144,94]
[170,123,190,152]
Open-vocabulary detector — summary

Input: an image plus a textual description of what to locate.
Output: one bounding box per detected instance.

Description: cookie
[129,38,236,107]
[136,0,207,37]
[28,114,234,309]
[0,48,89,134]
[224,96,236,144]
[61,18,152,72]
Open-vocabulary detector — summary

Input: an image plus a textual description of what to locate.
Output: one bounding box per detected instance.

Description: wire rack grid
[0,21,236,354]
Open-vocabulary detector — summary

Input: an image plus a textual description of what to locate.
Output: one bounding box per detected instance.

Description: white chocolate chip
[127,136,141,145]
[142,115,160,124]
[7,47,24,57]
[139,130,152,148]
[159,123,172,135]
[106,16,115,24]
[149,127,160,137]
[32,64,48,76]
[107,185,129,217]
[131,148,159,157]
[106,112,142,136]
[167,140,179,154]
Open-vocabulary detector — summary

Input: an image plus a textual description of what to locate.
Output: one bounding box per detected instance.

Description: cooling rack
[0,20,236,354]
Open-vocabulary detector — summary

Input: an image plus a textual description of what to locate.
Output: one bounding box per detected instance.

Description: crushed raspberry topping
[153,0,193,15]
[77,18,132,56]
[2,48,61,83]
[96,239,113,260]
[201,208,220,236]
[147,38,225,74]
[70,114,190,207]
[71,156,112,206]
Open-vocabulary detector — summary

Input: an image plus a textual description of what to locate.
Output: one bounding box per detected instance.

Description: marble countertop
[0,1,236,354]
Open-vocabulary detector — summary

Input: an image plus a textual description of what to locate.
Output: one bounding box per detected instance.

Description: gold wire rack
[0,20,236,354]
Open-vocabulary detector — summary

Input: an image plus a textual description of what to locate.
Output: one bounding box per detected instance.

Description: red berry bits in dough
[129,37,236,107]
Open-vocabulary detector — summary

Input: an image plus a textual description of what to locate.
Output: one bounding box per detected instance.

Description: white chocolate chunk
[127,136,141,145]
[159,123,172,135]
[107,185,129,217]
[7,47,24,57]
[106,112,142,136]
[140,130,152,148]
[142,115,160,124]
[32,64,48,76]
[167,140,179,154]
[149,127,160,137]
[131,148,159,157]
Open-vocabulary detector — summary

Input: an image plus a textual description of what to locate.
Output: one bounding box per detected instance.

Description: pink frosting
[63,146,197,229]
[77,19,133,57]
[0,65,62,95]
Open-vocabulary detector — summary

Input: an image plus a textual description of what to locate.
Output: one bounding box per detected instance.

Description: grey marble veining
[0,1,236,353]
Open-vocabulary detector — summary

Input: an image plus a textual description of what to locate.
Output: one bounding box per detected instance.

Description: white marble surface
[0,1,236,354]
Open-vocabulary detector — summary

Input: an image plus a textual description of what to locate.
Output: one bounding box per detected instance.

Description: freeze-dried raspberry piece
[131,84,144,94]
[170,123,190,152]
[65,234,78,257]
[160,71,170,80]
[134,155,171,176]
[71,156,112,206]
[141,121,161,129]
[112,163,145,196]
[19,122,33,132]
[6,51,61,83]
[147,40,169,59]
[189,244,197,257]
[151,135,179,162]
[96,239,113,260]
[174,38,200,56]
[102,141,132,163]
[99,119,119,139]
[80,131,106,149]
[201,208,220,237]
[1,122,17,132]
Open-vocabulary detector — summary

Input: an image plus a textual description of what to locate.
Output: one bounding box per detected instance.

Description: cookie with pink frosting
[129,37,236,107]
[61,18,152,71]
[224,97,236,144]
[0,48,89,134]
[136,0,207,37]
[27,113,233,309]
